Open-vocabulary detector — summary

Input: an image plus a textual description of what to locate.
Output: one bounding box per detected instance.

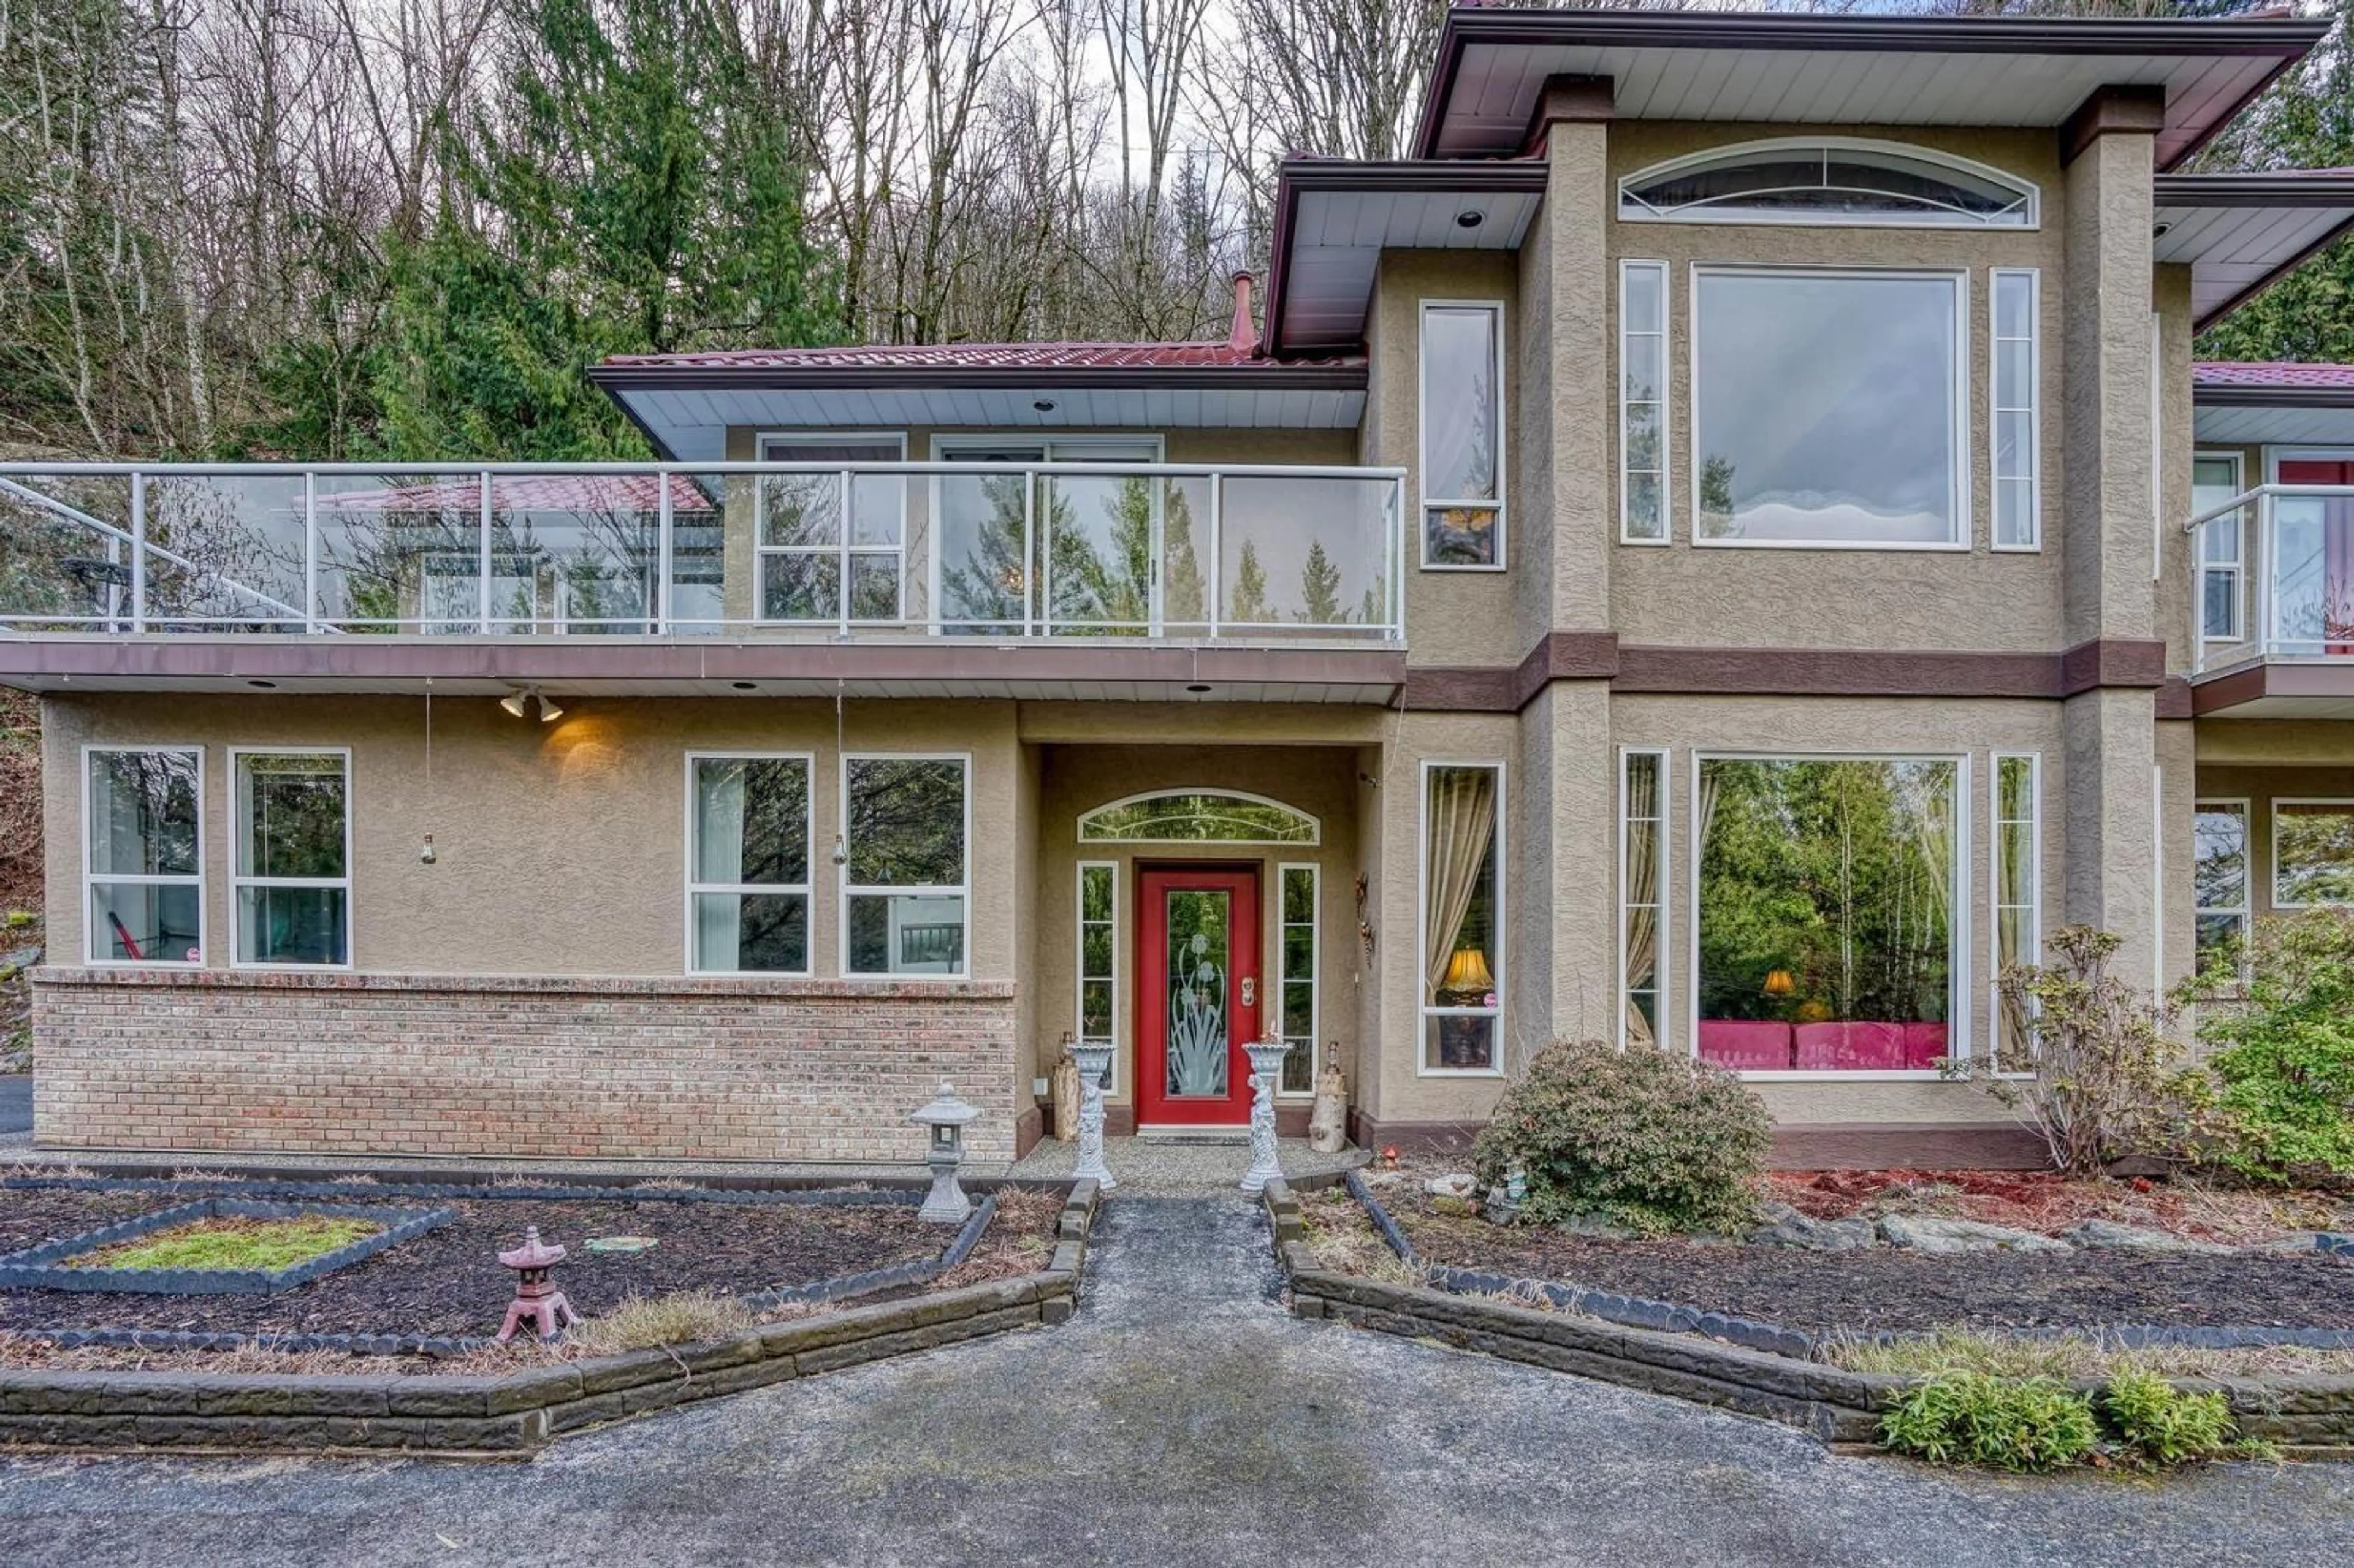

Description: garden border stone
[1270,1179,2354,1456]
[0,1180,1095,1456]
[0,1198,455,1295]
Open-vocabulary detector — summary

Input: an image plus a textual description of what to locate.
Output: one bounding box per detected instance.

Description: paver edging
[1262,1178,2354,1455]
[0,1198,456,1295]
[0,1180,1097,1458]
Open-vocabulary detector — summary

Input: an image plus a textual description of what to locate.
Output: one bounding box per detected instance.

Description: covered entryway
[1134,862,1262,1127]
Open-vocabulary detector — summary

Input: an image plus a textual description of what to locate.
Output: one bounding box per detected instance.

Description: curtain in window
[1423,767,1498,999]
[695,763,747,970]
[1624,760,1659,1048]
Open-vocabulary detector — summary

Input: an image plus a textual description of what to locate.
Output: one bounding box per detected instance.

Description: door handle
[1239,976,1256,1007]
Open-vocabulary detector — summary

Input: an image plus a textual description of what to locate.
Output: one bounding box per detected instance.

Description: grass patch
[1297,1188,1432,1288]
[571,1290,753,1353]
[69,1216,383,1273]
[1826,1325,2354,1381]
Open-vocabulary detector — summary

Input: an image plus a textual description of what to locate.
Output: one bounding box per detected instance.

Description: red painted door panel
[1135,864,1260,1127]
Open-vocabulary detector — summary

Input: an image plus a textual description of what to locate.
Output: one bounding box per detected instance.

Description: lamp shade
[1442,945,1493,993]
[1762,968,1797,998]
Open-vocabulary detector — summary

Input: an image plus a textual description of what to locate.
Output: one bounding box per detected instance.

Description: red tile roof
[598,340,1363,372]
[2195,360,2354,391]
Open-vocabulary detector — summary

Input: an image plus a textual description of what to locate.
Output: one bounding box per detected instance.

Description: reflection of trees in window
[1228,539,1267,623]
[1698,455,1737,539]
[846,759,965,885]
[1078,791,1317,845]
[1698,759,1952,1024]
[2276,804,2354,906]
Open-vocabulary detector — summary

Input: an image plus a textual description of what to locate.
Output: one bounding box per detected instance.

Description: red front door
[1135,864,1261,1127]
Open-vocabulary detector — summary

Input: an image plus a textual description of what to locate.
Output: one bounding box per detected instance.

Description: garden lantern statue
[910,1082,981,1223]
[1068,1039,1118,1192]
[1239,1035,1294,1195]
[494,1226,579,1343]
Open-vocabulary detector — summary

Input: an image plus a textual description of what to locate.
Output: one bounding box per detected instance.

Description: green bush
[2100,1369,2239,1469]
[1470,1039,1771,1236]
[2191,907,2354,1180]
[1878,1372,2100,1472]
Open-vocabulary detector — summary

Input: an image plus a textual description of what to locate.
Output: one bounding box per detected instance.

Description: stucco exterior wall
[1601,123,2068,653]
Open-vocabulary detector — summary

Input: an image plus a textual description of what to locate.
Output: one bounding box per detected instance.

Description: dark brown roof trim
[2190,660,2354,715]
[1412,9,2326,166]
[2157,171,2354,329]
[1262,158,1550,356]
[2192,382,2354,410]
[590,360,1368,394]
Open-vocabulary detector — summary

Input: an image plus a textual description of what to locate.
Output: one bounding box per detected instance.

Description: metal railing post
[303,471,320,633]
[129,470,148,634]
[655,470,674,635]
[839,468,854,636]
[477,471,495,634]
[2260,492,2276,660]
[1393,476,1409,640]
[1206,471,1222,639]
[1022,470,1037,639]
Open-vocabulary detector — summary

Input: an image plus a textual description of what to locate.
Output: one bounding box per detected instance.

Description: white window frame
[1618,137,2041,230]
[2269,796,2354,911]
[1990,752,2041,1052]
[228,746,354,972]
[1688,750,1970,1080]
[1076,859,1119,1097]
[1617,747,1670,1049]
[755,430,908,628]
[683,751,815,978]
[1417,299,1508,572]
[81,744,205,969]
[1277,862,1319,1099]
[1990,268,2041,551]
[926,433,1166,635]
[2195,449,2247,643]
[1619,261,1671,546]
[1416,757,1506,1078]
[839,751,972,980]
[1688,265,1971,552]
[2193,797,2252,974]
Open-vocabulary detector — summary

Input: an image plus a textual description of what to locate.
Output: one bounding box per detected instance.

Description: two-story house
[9,9,2354,1169]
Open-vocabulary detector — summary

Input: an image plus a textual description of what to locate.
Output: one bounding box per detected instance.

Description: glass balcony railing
[2188,484,2354,673]
[0,462,1407,644]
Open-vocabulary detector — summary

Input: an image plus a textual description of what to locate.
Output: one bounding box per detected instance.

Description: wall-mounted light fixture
[499,686,565,723]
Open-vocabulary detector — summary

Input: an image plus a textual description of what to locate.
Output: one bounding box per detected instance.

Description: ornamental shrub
[1878,1372,2099,1473]
[2100,1369,2239,1469]
[1470,1038,1771,1236]
[2190,907,2354,1181]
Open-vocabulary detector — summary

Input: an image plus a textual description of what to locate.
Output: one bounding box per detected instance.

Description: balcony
[2187,483,2354,715]
[0,462,1407,702]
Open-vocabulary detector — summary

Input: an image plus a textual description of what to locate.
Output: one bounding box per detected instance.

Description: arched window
[1620,139,2038,229]
[1077,790,1320,846]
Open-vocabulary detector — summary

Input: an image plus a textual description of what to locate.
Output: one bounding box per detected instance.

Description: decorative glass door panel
[1135,864,1260,1127]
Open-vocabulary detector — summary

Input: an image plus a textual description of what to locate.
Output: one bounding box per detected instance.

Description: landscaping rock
[1422,1174,1476,1200]
[1747,1206,1878,1252]
[0,945,39,975]
[2059,1219,2231,1254]
[1552,1212,1647,1242]
[1876,1214,2065,1253]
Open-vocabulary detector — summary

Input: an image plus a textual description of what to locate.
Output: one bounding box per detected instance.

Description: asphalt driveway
[0,1196,2350,1567]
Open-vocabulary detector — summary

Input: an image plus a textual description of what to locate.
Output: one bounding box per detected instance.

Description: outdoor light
[910,1081,981,1223]
[500,688,530,719]
[1240,1034,1294,1195]
[535,692,564,723]
[500,686,564,722]
[1455,209,1485,229]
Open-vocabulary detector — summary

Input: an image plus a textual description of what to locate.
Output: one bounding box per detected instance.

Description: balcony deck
[1,461,1407,703]
[2188,483,2354,717]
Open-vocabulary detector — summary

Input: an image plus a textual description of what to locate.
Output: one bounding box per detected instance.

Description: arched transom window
[1620,139,2038,229]
[1077,790,1320,846]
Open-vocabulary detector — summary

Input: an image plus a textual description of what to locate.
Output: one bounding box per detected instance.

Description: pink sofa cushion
[1697,1019,1792,1071]
[1902,1022,1950,1070]
[1794,1021,1908,1071]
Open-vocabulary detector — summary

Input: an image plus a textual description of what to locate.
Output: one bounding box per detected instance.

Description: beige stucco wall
[1028,744,1363,1113]
[42,692,1023,983]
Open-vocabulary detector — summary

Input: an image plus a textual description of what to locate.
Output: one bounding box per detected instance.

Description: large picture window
[2194,799,2250,969]
[2273,799,2354,909]
[1693,268,1964,547]
[1420,762,1502,1073]
[1419,302,1504,568]
[1620,750,1667,1046]
[232,750,349,967]
[1696,757,1958,1073]
[688,755,811,974]
[843,755,969,976]
[85,748,202,966]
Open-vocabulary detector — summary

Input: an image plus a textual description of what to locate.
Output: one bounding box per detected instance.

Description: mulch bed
[0,1185,945,1340]
[1376,1185,2354,1337]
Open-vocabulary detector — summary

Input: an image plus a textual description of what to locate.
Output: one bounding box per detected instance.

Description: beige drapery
[1623,758,1659,1047]
[1424,767,1498,1000]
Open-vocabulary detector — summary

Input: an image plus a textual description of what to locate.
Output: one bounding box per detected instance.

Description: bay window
[843,755,969,976]
[1696,756,1958,1073]
[232,750,349,967]
[1419,303,1504,568]
[688,755,811,974]
[1420,761,1503,1073]
[1693,268,1965,547]
[85,748,202,966]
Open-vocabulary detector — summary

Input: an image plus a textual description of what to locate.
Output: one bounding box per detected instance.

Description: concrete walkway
[2,1198,2352,1566]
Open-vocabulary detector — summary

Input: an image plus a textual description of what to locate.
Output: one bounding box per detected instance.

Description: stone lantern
[494,1226,579,1342]
[910,1082,980,1223]
[1239,1035,1294,1195]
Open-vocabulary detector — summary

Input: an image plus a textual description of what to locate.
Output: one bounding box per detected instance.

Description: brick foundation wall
[31,969,1021,1163]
